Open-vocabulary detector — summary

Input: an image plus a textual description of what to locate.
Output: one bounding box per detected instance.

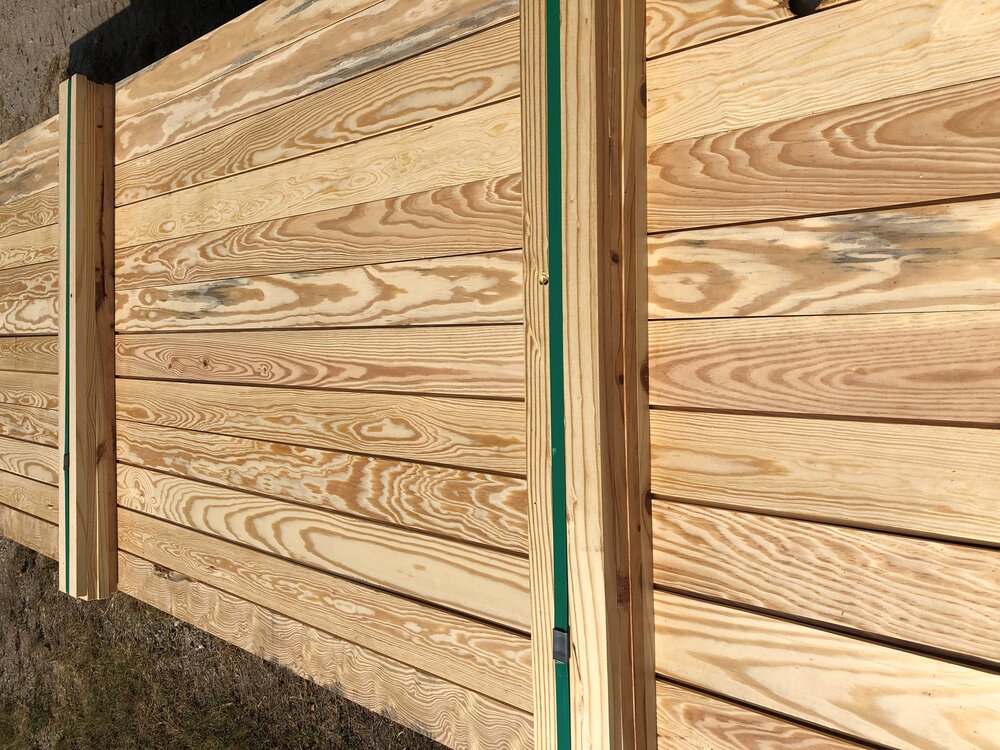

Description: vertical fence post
[58,74,117,600]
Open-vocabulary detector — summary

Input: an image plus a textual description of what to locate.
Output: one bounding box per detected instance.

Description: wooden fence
[1,0,999,748]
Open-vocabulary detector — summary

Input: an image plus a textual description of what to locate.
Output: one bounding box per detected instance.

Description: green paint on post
[62,77,72,592]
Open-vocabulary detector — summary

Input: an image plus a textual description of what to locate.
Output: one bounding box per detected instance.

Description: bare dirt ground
[0,2,445,748]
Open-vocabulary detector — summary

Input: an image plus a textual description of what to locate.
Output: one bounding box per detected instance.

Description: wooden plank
[115,98,521,248]
[0,262,58,303]
[647,0,1000,145]
[0,188,58,240]
[0,224,59,271]
[645,0,852,59]
[114,326,525,398]
[118,465,530,631]
[119,508,533,711]
[116,20,521,204]
[58,75,118,601]
[0,435,59,484]
[647,199,1000,320]
[0,295,58,335]
[0,403,58,446]
[654,591,1000,750]
[117,379,526,475]
[648,75,1000,232]
[114,174,523,290]
[0,505,57,559]
[653,502,1000,664]
[116,420,528,554]
[0,470,58,523]
[0,336,58,373]
[116,0,518,163]
[650,410,1000,546]
[0,116,59,202]
[656,680,870,750]
[119,552,534,750]
[114,250,523,333]
[648,312,1000,423]
[0,371,58,409]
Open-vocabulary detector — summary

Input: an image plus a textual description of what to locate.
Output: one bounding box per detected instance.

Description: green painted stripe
[62,77,72,592]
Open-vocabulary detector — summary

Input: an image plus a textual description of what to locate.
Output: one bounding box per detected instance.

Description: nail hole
[789,0,822,16]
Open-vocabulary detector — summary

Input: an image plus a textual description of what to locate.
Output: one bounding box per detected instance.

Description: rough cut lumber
[120,552,533,750]
[0,371,58,409]
[0,224,58,271]
[655,591,1000,750]
[650,410,1000,545]
[0,262,58,303]
[647,0,1000,145]
[0,296,58,336]
[0,436,59,485]
[0,403,58,446]
[115,326,525,398]
[648,312,1000,424]
[647,199,1000,319]
[656,680,870,750]
[0,505,57,559]
[0,188,58,240]
[114,174,523,289]
[0,116,59,205]
[116,420,529,554]
[118,465,530,631]
[119,509,533,710]
[117,379,526,475]
[0,471,59,523]
[0,336,58,373]
[116,20,521,204]
[653,502,1000,664]
[116,0,518,163]
[114,250,523,332]
[116,98,521,248]
[645,0,852,59]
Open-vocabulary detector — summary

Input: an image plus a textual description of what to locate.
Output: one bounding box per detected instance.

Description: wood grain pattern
[116,379,526,475]
[114,250,523,332]
[118,465,530,630]
[0,371,58,409]
[0,295,58,335]
[114,174,522,289]
[117,20,521,204]
[0,336,58,372]
[116,420,528,554]
[119,508,533,710]
[647,0,1000,145]
[648,75,1000,232]
[115,325,525,398]
[655,681,866,750]
[654,591,1000,750]
[120,552,534,750]
[116,0,518,163]
[0,117,59,206]
[650,410,1000,545]
[648,311,1000,423]
[653,502,1000,664]
[0,262,58,303]
[0,470,58,523]
[0,188,58,240]
[0,435,59,484]
[0,504,57,559]
[647,199,1000,319]
[116,98,521,248]
[0,224,58,272]
[0,403,58,446]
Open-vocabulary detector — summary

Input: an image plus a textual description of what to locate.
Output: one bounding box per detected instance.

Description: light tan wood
[119,551,533,750]
[117,379,526,475]
[654,502,1000,664]
[114,174,523,289]
[58,75,117,600]
[0,371,58,409]
[0,224,58,271]
[655,680,868,750]
[119,508,533,710]
[0,470,58,523]
[116,0,518,163]
[647,199,1000,319]
[0,188,58,240]
[650,410,1000,545]
[0,504,58,559]
[647,0,1000,145]
[0,435,59,484]
[0,262,58,303]
[0,116,59,205]
[654,591,1000,750]
[117,20,521,204]
[0,295,58,335]
[116,420,528,553]
[118,465,530,630]
[0,403,58,446]
[114,250,523,332]
[648,311,1000,423]
[0,336,58,373]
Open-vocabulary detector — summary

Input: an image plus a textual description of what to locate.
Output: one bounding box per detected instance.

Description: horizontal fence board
[117,379,526,475]
[654,502,1000,664]
[117,20,521,204]
[120,552,533,750]
[0,470,58,523]
[655,680,866,750]
[116,0,518,164]
[647,0,1000,145]
[119,508,533,710]
[115,325,525,398]
[0,224,59,272]
[0,262,58,303]
[118,465,530,631]
[0,403,58,446]
[115,250,523,332]
[0,188,58,241]
[0,371,58,409]
[0,436,59,485]
[648,199,1000,319]
[0,295,58,335]
[117,421,528,554]
[648,312,1000,423]
[115,174,523,289]
[648,75,1000,232]
[650,410,1000,545]
[0,336,58,372]
[0,504,57,559]
[115,98,521,248]
[654,591,1000,750]
[0,117,59,206]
